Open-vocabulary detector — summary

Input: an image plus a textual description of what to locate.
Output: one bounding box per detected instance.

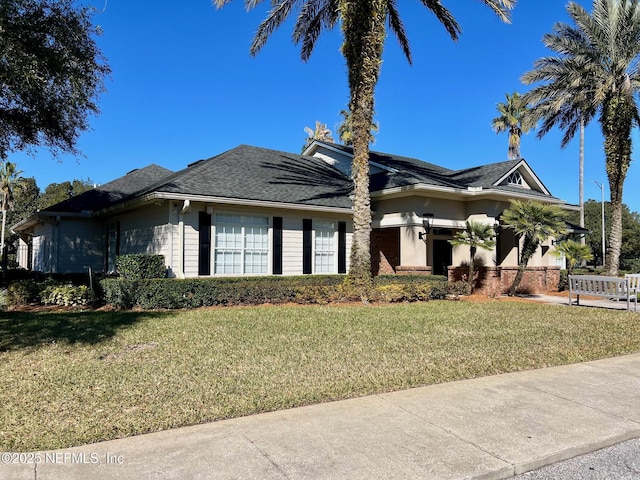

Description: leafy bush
[41,284,91,307]
[7,280,44,305]
[98,275,453,310]
[116,254,166,279]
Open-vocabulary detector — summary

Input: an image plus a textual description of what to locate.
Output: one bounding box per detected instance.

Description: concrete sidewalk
[2,353,640,480]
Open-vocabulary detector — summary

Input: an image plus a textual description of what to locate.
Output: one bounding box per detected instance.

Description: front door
[432,239,452,276]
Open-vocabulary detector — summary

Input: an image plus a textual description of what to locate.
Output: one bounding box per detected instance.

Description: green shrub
[7,280,44,305]
[116,254,166,279]
[98,275,452,310]
[41,284,91,307]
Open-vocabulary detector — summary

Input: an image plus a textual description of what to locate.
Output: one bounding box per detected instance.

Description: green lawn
[2,300,639,451]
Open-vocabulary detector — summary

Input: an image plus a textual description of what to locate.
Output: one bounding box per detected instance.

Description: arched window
[507,171,523,186]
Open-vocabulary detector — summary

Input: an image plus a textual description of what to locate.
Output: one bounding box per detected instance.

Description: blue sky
[12,0,639,213]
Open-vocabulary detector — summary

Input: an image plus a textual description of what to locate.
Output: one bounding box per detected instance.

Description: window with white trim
[314,221,335,273]
[507,171,524,186]
[214,214,269,274]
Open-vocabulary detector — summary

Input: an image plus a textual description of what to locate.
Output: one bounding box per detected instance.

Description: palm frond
[418,0,460,41]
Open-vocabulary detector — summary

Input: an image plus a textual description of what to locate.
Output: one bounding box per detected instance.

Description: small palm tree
[0,161,26,261]
[492,91,536,160]
[501,200,566,295]
[450,221,496,292]
[553,239,594,276]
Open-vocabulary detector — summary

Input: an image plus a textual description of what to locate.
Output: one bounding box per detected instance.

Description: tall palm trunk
[509,237,538,296]
[602,94,633,276]
[579,116,585,245]
[341,1,387,299]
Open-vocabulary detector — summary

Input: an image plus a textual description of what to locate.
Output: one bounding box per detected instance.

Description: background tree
[501,200,566,295]
[552,239,594,275]
[491,91,536,159]
[566,199,640,271]
[37,179,93,211]
[449,221,496,292]
[4,176,38,268]
[0,162,27,262]
[215,0,515,300]
[521,0,640,276]
[303,121,334,151]
[0,0,109,159]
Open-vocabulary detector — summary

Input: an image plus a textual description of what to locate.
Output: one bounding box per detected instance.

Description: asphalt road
[514,438,640,479]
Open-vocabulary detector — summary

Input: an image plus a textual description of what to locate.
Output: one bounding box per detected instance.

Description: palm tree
[522,25,598,249]
[303,120,334,151]
[213,0,516,300]
[336,107,378,146]
[521,0,640,276]
[0,161,25,262]
[501,200,566,295]
[449,221,496,292]
[553,239,594,276]
[491,91,536,159]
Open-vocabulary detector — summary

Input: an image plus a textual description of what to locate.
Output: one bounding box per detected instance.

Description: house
[12,141,574,292]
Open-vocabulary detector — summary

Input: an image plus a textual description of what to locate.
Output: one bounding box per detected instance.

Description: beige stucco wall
[372,194,560,271]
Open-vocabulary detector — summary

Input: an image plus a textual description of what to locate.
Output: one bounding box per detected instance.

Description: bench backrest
[568,275,627,295]
[625,274,640,291]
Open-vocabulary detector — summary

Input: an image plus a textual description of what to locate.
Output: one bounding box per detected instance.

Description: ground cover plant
[1,299,640,451]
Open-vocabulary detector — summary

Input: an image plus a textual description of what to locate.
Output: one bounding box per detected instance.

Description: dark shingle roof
[41,164,174,213]
[448,159,522,187]
[39,143,558,218]
[312,142,557,199]
[141,145,353,209]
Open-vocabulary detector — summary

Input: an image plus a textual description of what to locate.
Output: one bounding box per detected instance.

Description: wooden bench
[568,274,639,311]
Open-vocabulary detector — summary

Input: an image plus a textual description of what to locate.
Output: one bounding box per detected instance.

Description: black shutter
[198,211,211,276]
[338,221,347,274]
[273,217,283,275]
[303,219,312,274]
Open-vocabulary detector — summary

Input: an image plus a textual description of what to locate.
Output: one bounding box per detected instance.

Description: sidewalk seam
[525,382,640,428]
[240,431,291,480]
[375,394,517,478]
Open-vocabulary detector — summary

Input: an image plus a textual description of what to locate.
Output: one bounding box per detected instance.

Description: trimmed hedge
[116,254,166,279]
[98,275,454,310]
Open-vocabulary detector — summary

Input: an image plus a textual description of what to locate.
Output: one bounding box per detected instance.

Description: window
[507,171,524,186]
[314,221,335,273]
[214,214,268,274]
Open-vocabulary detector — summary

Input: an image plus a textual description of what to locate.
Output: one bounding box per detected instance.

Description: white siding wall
[177,203,352,277]
[56,219,104,273]
[282,214,303,275]
[117,205,171,270]
[182,208,199,277]
[32,223,52,272]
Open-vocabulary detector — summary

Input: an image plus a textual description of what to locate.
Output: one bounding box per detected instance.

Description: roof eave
[371,183,566,204]
[97,192,353,216]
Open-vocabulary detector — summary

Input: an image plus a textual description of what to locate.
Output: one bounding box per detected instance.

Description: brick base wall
[396,266,432,275]
[371,228,400,275]
[448,266,561,295]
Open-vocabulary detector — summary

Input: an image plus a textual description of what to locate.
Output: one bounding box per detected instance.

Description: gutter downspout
[178,200,190,278]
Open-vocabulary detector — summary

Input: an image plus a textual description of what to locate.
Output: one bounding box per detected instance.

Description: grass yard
[2,299,640,451]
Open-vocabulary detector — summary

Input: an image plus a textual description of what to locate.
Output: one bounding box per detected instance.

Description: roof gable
[307,141,557,200]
